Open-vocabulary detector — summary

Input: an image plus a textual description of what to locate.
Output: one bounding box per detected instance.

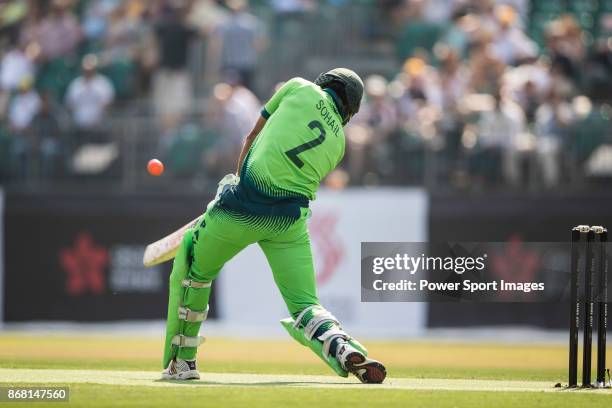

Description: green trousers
[174,204,319,360]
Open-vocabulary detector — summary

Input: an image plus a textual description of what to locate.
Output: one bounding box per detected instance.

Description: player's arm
[235,78,303,174]
[236,115,266,174]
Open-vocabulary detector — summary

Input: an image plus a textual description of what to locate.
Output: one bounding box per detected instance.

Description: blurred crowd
[0,0,268,183]
[340,0,612,190]
[334,0,612,189]
[0,0,610,191]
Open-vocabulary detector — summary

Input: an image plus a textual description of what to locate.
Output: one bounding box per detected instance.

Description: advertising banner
[428,194,612,328]
[217,188,429,337]
[3,192,217,322]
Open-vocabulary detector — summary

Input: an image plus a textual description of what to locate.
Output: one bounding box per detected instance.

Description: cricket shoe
[336,342,386,384]
[161,358,200,380]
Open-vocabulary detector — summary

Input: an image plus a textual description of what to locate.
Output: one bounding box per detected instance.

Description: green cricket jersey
[242,77,345,201]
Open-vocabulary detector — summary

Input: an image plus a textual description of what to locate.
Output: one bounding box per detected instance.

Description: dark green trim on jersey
[218,174,307,220]
[209,204,298,233]
[218,149,309,225]
[261,108,271,119]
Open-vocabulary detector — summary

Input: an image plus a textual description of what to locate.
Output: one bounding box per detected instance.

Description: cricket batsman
[162,68,387,384]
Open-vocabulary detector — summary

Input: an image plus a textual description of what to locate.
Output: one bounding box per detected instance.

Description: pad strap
[292,305,318,329]
[178,305,209,322]
[171,334,205,348]
[318,328,350,358]
[292,305,340,340]
[304,311,340,340]
[182,279,211,289]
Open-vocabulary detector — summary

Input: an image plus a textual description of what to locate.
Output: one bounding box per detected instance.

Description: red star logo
[310,211,344,286]
[59,233,108,295]
[491,235,540,300]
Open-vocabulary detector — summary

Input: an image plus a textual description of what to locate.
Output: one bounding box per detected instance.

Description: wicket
[569,225,610,388]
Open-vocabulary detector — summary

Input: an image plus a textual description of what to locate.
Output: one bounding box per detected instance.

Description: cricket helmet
[314,68,364,125]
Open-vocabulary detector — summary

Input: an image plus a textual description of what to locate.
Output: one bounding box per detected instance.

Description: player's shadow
[154,379,353,386]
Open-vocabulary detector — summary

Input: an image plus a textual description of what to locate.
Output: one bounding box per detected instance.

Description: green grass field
[0,333,610,407]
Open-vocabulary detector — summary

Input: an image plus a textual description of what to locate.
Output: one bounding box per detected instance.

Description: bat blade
[143,174,238,267]
[143,216,201,267]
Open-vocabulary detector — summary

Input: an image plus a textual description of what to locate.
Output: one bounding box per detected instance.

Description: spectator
[7,75,40,177]
[204,80,260,178]
[439,10,477,59]
[103,3,146,61]
[394,56,442,122]
[81,0,119,45]
[65,54,115,138]
[534,86,574,187]
[555,16,586,67]
[34,0,82,61]
[473,92,525,187]
[152,3,197,120]
[28,92,63,179]
[475,0,503,36]
[19,0,82,100]
[346,74,398,184]
[467,38,505,94]
[435,46,467,178]
[518,80,540,125]
[100,3,148,99]
[437,47,467,110]
[8,76,40,132]
[223,76,261,134]
[18,1,44,51]
[503,59,552,107]
[0,41,35,92]
[544,16,585,83]
[490,4,538,65]
[188,0,228,35]
[209,0,266,90]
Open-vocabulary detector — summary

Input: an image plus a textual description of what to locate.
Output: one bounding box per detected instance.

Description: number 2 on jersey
[285,120,326,168]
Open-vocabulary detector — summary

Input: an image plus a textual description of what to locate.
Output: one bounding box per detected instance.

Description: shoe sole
[344,352,387,384]
[161,370,200,381]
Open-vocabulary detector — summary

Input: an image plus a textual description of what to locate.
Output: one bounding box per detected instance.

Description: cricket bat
[142,174,240,268]
[142,216,201,267]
